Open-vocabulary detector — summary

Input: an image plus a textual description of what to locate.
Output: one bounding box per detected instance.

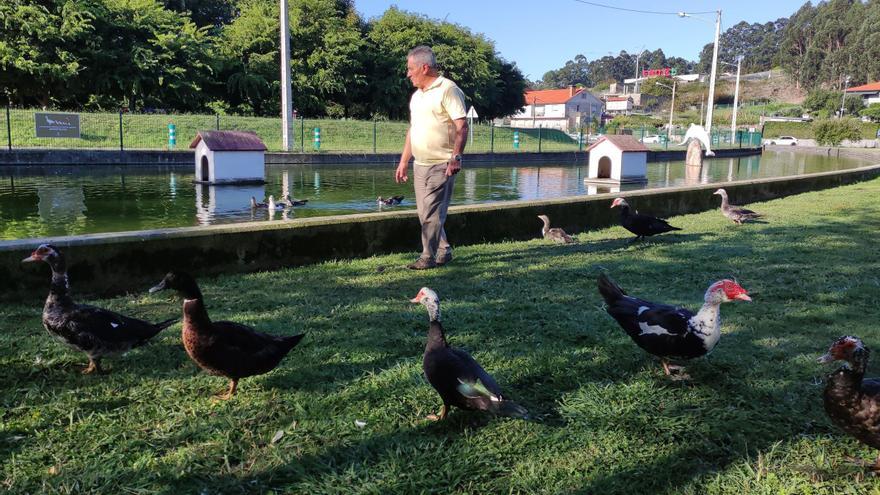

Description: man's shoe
[435,251,453,266]
[407,257,437,270]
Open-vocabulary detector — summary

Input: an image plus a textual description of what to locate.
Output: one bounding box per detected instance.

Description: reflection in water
[0,150,872,239]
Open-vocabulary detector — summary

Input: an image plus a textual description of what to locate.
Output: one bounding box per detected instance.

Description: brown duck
[537,215,574,244]
[150,271,304,399]
[819,336,880,470]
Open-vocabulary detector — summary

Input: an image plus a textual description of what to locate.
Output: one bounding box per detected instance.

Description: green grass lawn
[3,178,880,493]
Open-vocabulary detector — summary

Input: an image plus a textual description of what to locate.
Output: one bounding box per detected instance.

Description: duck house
[586,135,649,184]
[190,130,267,185]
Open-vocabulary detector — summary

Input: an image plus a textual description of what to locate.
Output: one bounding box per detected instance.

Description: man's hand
[395,162,409,183]
[445,157,461,177]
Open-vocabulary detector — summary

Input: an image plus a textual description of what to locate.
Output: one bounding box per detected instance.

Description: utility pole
[280,0,293,151]
[705,10,722,133]
[840,75,851,118]
[731,56,742,144]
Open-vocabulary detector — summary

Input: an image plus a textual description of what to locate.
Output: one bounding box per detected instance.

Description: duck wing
[627,212,681,235]
[548,228,574,244]
[206,321,304,377]
[56,303,175,350]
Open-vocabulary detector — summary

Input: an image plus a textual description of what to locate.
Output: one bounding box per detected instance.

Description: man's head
[406,45,438,89]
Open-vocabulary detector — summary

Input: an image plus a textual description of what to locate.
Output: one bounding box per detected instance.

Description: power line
[570,0,715,16]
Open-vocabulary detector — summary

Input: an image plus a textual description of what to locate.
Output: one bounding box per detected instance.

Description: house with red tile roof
[509,86,603,132]
[846,81,880,107]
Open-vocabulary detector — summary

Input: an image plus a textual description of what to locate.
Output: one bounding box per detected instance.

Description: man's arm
[446,118,468,176]
[396,129,412,183]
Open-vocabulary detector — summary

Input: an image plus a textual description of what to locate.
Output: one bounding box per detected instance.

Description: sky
[355,0,809,81]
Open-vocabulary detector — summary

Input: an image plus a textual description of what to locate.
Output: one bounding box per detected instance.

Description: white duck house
[586,135,649,183]
[190,130,267,185]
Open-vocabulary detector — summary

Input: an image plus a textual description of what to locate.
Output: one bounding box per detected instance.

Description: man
[395,45,468,270]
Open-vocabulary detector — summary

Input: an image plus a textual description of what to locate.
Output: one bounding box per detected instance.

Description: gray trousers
[414,163,456,259]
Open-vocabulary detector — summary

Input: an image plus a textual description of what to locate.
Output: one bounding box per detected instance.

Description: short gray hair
[407,46,436,69]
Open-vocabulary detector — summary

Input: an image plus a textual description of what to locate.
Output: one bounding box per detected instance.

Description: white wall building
[509,86,604,132]
[604,96,633,115]
[190,130,267,185]
[846,81,880,107]
[586,135,649,183]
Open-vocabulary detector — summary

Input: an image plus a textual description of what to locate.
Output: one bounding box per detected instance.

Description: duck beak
[818,353,834,364]
[21,254,39,263]
[735,293,752,302]
[148,280,167,293]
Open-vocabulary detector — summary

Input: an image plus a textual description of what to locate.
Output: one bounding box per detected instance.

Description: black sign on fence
[34,112,81,138]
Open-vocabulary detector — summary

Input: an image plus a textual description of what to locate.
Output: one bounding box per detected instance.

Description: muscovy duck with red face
[411,287,527,421]
[22,244,178,374]
[597,273,751,376]
[610,197,681,242]
[819,336,880,471]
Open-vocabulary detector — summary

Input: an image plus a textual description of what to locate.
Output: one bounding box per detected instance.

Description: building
[846,81,880,107]
[509,86,603,132]
[190,130,267,185]
[604,96,633,115]
[586,135,649,183]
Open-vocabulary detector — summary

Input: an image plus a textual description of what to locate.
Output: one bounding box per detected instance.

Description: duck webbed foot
[82,358,103,374]
[215,379,239,400]
[426,404,449,422]
[661,360,690,380]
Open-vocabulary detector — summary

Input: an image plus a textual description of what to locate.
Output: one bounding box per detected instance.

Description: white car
[768,136,798,146]
[641,134,663,144]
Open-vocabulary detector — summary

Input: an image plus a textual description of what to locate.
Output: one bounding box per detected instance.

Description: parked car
[767,136,799,146]
[642,134,663,144]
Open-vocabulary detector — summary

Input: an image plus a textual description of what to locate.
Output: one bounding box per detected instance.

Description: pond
[0,150,873,240]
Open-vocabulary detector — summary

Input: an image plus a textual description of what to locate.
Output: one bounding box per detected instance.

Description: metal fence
[3,107,762,153]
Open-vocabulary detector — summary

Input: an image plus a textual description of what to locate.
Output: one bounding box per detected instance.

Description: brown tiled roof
[586,134,650,153]
[846,81,880,93]
[190,130,267,151]
[523,87,583,105]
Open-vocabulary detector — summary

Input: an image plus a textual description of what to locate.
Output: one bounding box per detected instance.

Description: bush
[812,118,863,146]
[860,103,880,123]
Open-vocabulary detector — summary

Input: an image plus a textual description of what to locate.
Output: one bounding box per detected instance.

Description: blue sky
[355,1,808,81]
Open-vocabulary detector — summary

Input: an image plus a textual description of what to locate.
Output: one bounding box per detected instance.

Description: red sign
[641,67,678,78]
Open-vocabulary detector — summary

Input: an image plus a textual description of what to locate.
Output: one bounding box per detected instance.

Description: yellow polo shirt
[409,76,467,166]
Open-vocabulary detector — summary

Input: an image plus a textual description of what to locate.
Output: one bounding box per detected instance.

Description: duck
[610,197,681,241]
[819,336,880,471]
[283,195,309,207]
[149,271,305,399]
[250,196,267,208]
[411,287,528,421]
[377,195,405,207]
[713,188,764,224]
[597,273,751,377]
[21,244,177,374]
[537,215,575,244]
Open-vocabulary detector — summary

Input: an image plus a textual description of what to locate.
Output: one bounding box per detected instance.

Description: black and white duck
[149,271,305,399]
[411,287,527,421]
[713,188,764,224]
[610,197,681,241]
[537,215,574,244]
[597,273,751,377]
[283,195,309,207]
[377,195,404,207]
[22,244,177,373]
[819,336,880,470]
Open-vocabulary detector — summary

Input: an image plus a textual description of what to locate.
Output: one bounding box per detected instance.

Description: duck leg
[426,404,449,422]
[217,379,238,400]
[82,357,102,374]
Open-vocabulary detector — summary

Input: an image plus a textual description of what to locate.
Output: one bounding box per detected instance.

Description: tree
[696,18,788,74]
[812,117,862,145]
[860,103,880,122]
[0,0,93,107]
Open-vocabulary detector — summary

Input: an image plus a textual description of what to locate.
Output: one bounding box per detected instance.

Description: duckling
[411,287,527,421]
[537,215,575,244]
[378,195,405,207]
[22,244,177,374]
[149,271,305,399]
[819,336,880,471]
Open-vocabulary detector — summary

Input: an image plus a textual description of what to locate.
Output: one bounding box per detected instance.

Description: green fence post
[5,104,10,150]
[513,130,519,150]
[490,122,495,154]
[373,119,377,154]
[168,123,176,149]
[216,114,220,130]
[118,110,124,151]
[538,126,542,153]
[300,116,305,152]
[313,127,321,150]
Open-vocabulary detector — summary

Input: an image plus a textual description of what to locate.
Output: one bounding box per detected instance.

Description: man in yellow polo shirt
[395,45,468,270]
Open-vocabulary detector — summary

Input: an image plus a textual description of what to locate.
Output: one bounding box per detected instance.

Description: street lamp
[720,56,743,145]
[679,10,722,134]
[656,79,677,143]
[634,49,648,94]
[840,75,851,118]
